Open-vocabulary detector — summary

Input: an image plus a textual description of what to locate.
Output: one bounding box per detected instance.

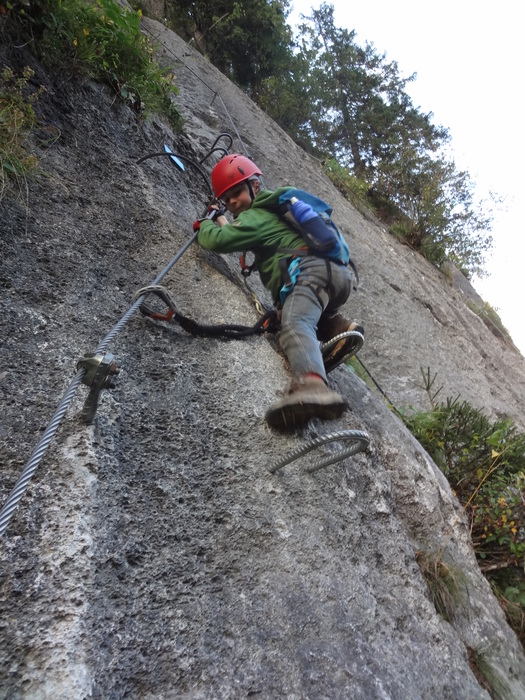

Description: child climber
[194,154,363,430]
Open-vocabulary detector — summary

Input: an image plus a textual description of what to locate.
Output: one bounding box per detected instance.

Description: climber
[194,153,363,430]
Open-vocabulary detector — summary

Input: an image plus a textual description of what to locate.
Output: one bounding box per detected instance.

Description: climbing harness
[269,430,370,474]
[135,284,279,338]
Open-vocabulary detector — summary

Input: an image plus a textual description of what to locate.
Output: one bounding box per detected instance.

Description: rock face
[1,17,525,700]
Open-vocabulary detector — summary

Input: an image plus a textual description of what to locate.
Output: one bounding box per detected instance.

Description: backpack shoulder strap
[279,189,333,217]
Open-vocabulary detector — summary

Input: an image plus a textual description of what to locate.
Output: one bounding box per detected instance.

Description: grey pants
[278,256,353,381]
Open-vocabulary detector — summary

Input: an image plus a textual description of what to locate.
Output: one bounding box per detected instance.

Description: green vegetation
[467,646,512,699]
[402,374,525,645]
[322,158,370,215]
[415,550,469,622]
[497,575,525,646]
[0,66,43,200]
[0,0,182,191]
[466,299,514,344]
[148,0,294,98]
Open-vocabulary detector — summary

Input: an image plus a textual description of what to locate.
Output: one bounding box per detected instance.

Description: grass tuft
[0,65,44,201]
[416,550,469,622]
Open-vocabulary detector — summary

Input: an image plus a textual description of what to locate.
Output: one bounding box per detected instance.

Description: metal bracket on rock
[77,352,119,424]
[269,430,370,474]
[321,330,364,374]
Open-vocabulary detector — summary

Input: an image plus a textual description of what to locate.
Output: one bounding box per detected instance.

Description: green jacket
[197,187,305,302]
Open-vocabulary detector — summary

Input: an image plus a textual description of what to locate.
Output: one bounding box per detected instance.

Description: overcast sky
[288,1,525,355]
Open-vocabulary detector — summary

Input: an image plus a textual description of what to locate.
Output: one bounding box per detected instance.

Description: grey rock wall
[1,18,525,700]
[144,22,525,431]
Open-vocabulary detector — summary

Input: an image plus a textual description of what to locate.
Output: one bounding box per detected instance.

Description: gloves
[208,203,227,220]
[193,204,227,232]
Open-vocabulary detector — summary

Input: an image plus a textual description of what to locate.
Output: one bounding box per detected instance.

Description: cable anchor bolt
[77,352,119,424]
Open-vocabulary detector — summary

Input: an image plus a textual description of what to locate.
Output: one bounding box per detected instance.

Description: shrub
[497,576,525,646]
[323,158,370,213]
[0,66,44,200]
[4,0,182,130]
[403,391,525,644]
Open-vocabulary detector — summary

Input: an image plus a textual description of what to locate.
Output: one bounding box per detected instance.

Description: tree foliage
[255,49,314,149]
[290,3,494,275]
[296,4,447,178]
[377,148,495,276]
[163,0,293,97]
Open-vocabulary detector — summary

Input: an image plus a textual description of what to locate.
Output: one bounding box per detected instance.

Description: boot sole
[265,392,347,431]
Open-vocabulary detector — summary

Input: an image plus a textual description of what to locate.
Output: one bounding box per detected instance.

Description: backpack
[276,189,358,305]
[278,188,351,266]
[239,188,358,305]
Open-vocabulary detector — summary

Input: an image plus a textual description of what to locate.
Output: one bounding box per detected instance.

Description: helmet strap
[246,177,260,201]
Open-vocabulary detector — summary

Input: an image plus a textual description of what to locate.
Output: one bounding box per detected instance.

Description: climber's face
[222,179,259,217]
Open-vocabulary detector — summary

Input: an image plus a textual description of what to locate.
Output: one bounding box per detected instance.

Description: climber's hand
[207,203,227,220]
[194,203,227,232]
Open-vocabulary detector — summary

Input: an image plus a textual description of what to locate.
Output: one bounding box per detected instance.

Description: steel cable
[142,24,253,162]
[0,17,376,531]
[0,232,199,538]
[0,371,84,536]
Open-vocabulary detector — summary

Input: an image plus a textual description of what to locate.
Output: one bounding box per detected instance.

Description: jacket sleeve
[197,214,264,253]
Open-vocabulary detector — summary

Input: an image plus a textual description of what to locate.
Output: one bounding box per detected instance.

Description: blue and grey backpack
[276,189,357,304]
[278,188,351,266]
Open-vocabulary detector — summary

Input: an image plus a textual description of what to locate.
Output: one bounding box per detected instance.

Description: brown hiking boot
[317,314,361,342]
[318,317,364,373]
[265,375,347,431]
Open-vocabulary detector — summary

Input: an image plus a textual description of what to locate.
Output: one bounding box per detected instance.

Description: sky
[288,1,525,356]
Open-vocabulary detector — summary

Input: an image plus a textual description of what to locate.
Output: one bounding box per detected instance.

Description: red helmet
[211,154,262,199]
